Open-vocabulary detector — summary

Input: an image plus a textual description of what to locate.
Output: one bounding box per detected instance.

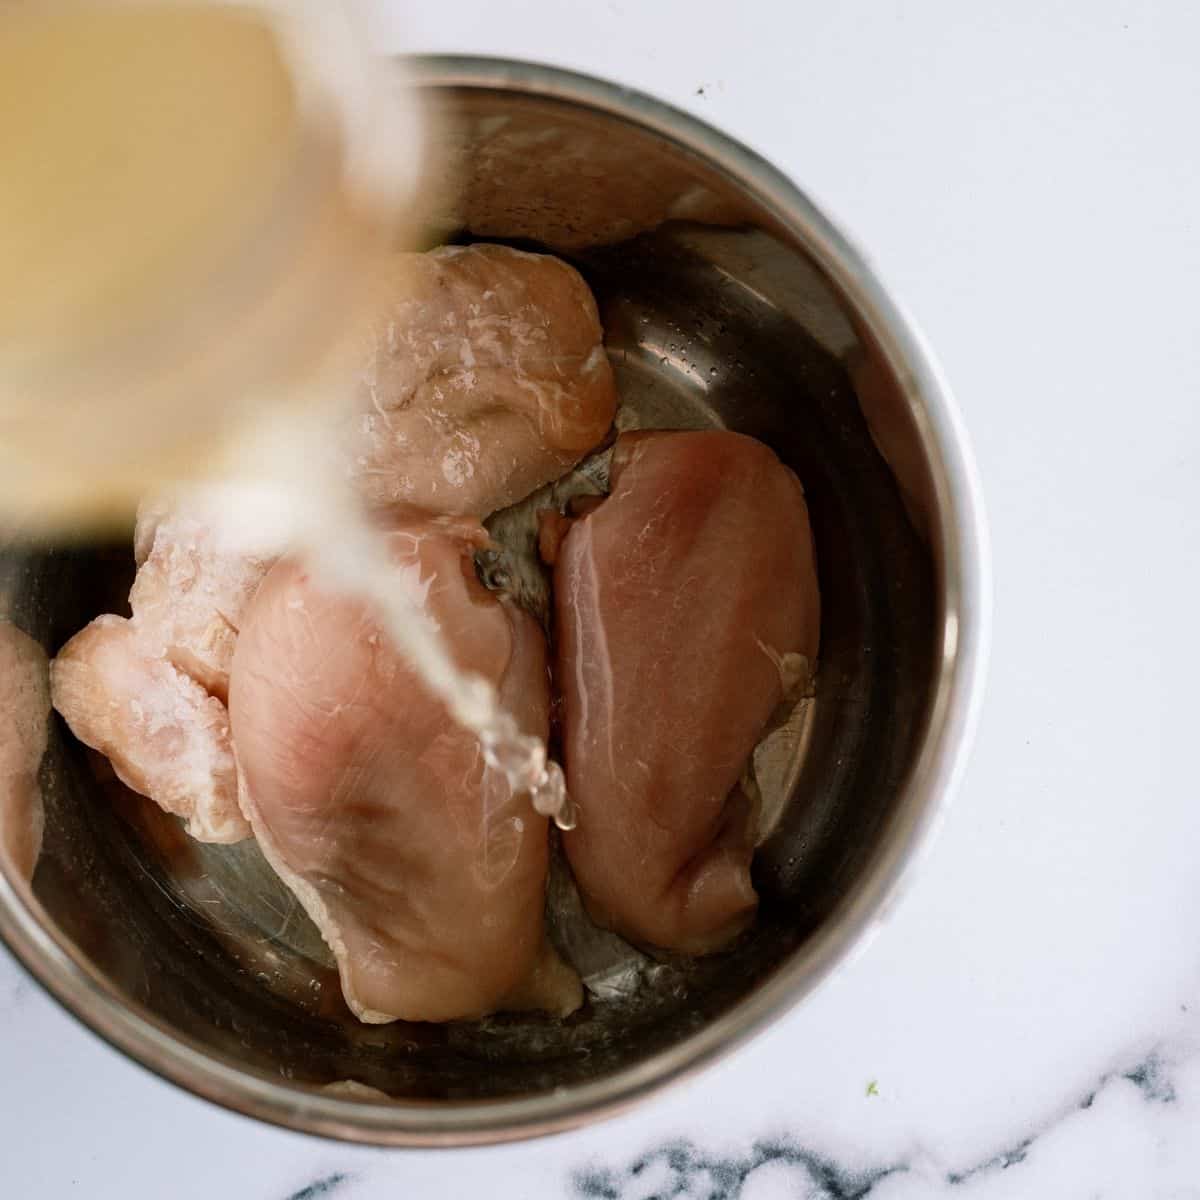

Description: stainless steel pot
[0,56,989,1145]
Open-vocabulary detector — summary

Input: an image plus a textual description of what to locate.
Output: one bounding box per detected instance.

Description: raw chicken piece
[0,621,50,881]
[128,500,275,701]
[51,615,244,843]
[230,518,581,1023]
[548,430,820,953]
[435,111,744,250]
[350,243,617,518]
[50,495,268,843]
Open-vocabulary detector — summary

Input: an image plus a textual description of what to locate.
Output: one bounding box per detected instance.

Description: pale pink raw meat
[128,500,275,701]
[350,243,617,518]
[550,430,821,953]
[229,518,581,1023]
[51,615,245,843]
[50,496,269,843]
[0,621,50,881]
[437,110,744,251]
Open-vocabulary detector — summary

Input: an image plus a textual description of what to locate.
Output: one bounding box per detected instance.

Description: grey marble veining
[282,1175,354,1200]
[568,1045,1194,1199]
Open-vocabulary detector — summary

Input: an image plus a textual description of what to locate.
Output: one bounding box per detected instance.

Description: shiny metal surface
[0,56,990,1145]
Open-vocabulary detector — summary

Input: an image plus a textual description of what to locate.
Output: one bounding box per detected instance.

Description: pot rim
[0,53,991,1148]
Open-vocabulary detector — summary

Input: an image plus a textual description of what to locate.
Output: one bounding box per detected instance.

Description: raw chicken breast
[0,621,50,881]
[50,496,269,843]
[436,111,744,250]
[549,430,820,953]
[128,500,275,701]
[350,243,617,518]
[230,518,581,1023]
[51,615,244,843]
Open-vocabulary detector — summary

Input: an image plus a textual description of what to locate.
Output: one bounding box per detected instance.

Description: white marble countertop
[5,2,1200,1196]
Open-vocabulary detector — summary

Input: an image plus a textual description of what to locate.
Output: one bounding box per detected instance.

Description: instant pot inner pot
[1,84,938,1100]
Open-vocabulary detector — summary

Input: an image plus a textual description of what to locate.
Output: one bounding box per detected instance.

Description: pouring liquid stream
[297,487,576,831]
